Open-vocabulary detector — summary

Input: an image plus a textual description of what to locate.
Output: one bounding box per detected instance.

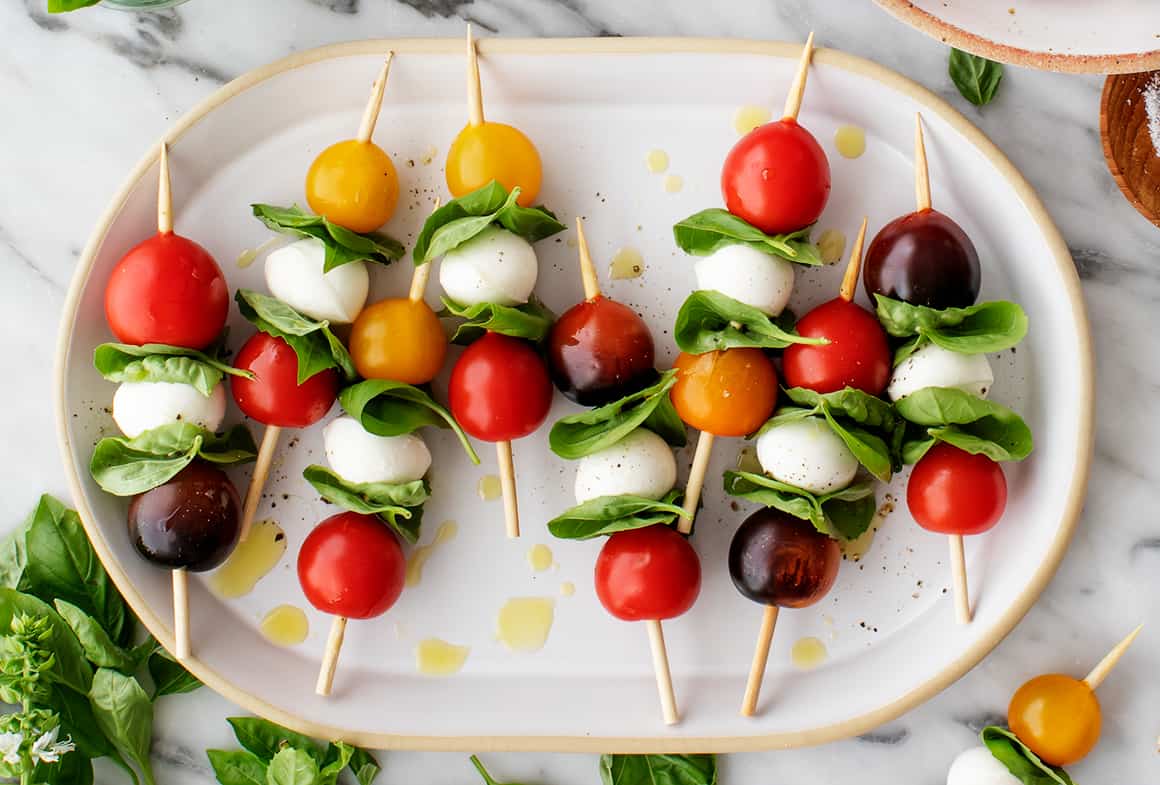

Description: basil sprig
[949,49,1004,108]
[440,296,555,344]
[90,423,257,496]
[302,466,428,544]
[339,380,480,464]
[235,289,356,383]
[548,491,690,540]
[723,471,876,540]
[674,290,823,354]
[895,387,1032,464]
[94,342,252,397]
[875,294,1027,364]
[413,181,565,264]
[251,204,404,271]
[549,370,686,460]
[981,727,1073,785]
[673,208,821,265]
[600,754,717,785]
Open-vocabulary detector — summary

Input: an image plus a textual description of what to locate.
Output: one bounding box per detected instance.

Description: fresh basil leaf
[643,395,689,449]
[266,747,320,785]
[413,182,564,263]
[0,527,26,590]
[782,387,897,431]
[440,296,555,344]
[599,754,718,785]
[148,647,202,698]
[339,379,480,464]
[30,744,94,785]
[549,370,684,459]
[674,290,824,353]
[90,423,258,496]
[47,0,101,11]
[819,409,894,483]
[94,342,252,397]
[723,471,876,540]
[54,600,132,671]
[948,49,1004,107]
[227,717,327,765]
[89,668,157,785]
[0,589,92,694]
[895,387,1032,462]
[252,204,404,272]
[981,726,1074,785]
[768,393,895,482]
[346,747,380,785]
[547,491,689,540]
[48,683,117,762]
[673,208,821,265]
[208,749,269,785]
[235,290,356,383]
[874,295,1027,357]
[303,466,427,545]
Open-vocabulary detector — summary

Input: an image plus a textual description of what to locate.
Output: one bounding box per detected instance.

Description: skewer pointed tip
[782,32,816,121]
[356,51,394,144]
[575,216,601,301]
[914,112,932,212]
[466,23,484,126]
[838,216,869,302]
[157,141,173,235]
[1083,624,1143,690]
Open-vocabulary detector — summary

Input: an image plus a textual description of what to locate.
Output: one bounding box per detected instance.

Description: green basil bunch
[875,294,1027,365]
[235,289,356,383]
[208,716,380,785]
[251,204,403,271]
[600,753,717,785]
[723,471,877,540]
[339,380,479,464]
[548,491,690,540]
[90,423,257,497]
[673,208,821,265]
[94,343,252,397]
[440,296,556,344]
[981,726,1073,785]
[895,387,1033,464]
[549,370,686,460]
[674,290,822,354]
[302,466,428,544]
[413,181,565,264]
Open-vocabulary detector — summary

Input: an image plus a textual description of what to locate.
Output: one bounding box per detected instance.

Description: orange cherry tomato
[446,122,542,206]
[306,140,399,233]
[670,349,778,437]
[1008,674,1101,767]
[349,297,447,384]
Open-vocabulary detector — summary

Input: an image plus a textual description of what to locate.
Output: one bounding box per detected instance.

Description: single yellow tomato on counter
[446,122,542,206]
[349,297,447,385]
[1007,673,1101,767]
[306,140,399,233]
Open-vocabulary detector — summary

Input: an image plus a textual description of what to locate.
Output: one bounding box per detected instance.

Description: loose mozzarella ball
[323,416,431,485]
[888,343,994,402]
[693,244,795,316]
[756,417,858,495]
[946,746,1021,785]
[113,381,226,439]
[439,226,538,307]
[264,237,369,324]
[574,428,677,504]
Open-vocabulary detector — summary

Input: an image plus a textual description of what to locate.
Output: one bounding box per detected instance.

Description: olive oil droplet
[420,144,438,165]
[477,474,502,501]
[209,520,286,599]
[840,499,893,563]
[816,229,847,265]
[405,520,458,588]
[496,597,555,652]
[733,105,772,136]
[415,638,470,676]
[609,247,645,280]
[645,149,669,174]
[527,544,554,572]
[560,581,575,597]
[663,175,684,194]
[260,605,309,646]
[834,124,866,159]
[791,636,828,669]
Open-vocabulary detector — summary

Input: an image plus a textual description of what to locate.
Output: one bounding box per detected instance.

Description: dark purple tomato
[728,508,840,608]
[127,461,241,571]
[863,209,981,309]
[547,296,657,406]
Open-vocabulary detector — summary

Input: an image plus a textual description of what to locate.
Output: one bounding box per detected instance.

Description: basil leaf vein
[252,203,404,271]
[440,296,555,344]
[549,370,685,459]
[339,380,479,464]
[94,342,252,397]
[673,208,821,264]
[674,290,824,354]
[894,387,1032,463]
[548,491,689,540]
[723,470,876,540]
[90,423,258,496]
[235,289,356,383]
[303,465,428,544]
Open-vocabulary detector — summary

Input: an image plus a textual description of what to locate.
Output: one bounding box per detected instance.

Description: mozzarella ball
[323,416,431,485]
[113,381,226,439]
[574,429,677,504]
[756,417,858,495]
[946,746,1021,785]
[264,237,369,324]
[693,244,795,316]
[888,343,994,402]
[439,226,538,307]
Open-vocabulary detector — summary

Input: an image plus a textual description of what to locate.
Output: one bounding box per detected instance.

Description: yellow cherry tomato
[349,297,446,384]
[670,349,778,437]
[306,140,399,233]
[1008,674,1101,767]
[446,122,542,206]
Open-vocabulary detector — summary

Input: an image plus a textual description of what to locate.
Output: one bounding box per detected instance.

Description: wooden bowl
[1101,71,1160,228]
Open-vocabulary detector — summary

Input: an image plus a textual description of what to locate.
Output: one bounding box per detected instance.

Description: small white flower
[30,727,73,764]
[0,732,23,765]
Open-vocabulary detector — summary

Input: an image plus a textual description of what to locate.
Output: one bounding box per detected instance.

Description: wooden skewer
[645,620,679,725]
[678,432,715,534]
[915,113,932,212]
[409,197,440,303]
[239,425,282,542]
[496,441,520,538]
[172,568,190,661]
[466,24,485,127]
[949,534,971,624]
[575,217,601,301]
[781,32,815,122]
[157,142,173,234]
[740,604,779,716]
[315,616,348,696]
[356,52,394,144]
[1083,624,1143,691]
[838,217,869,302]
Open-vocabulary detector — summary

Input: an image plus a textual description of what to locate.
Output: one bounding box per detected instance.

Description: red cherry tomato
[448,332,553,442]
[297,511,405,619]
[546,296,657,406]
[907,443,1007,535]
[721,119,831,235]
[594,525,702,622]
[782,298,891,395]
[231,332,338,428]
[104,232,229,349]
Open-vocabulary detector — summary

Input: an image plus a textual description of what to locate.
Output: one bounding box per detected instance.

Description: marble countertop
[2,0,1157,782]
